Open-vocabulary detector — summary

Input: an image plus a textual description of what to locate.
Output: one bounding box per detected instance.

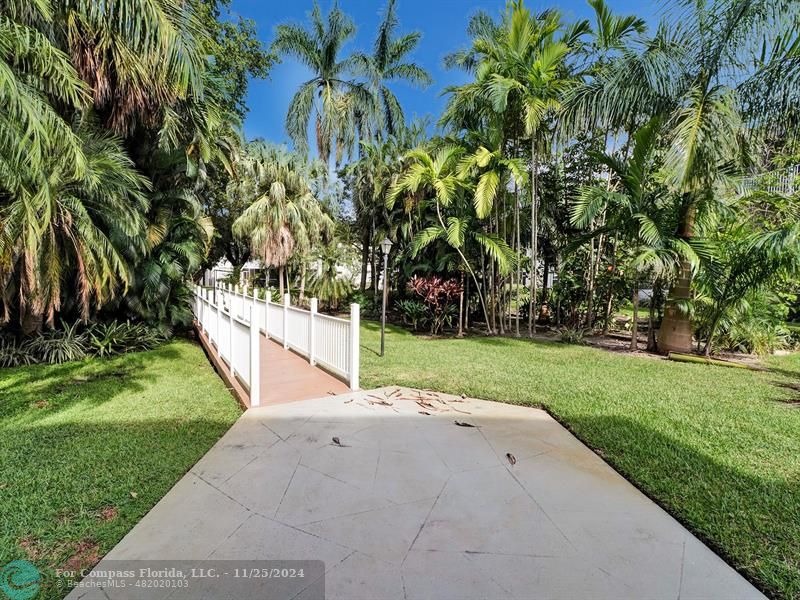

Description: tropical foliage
[332,0,800,358]
[0,0,272,341]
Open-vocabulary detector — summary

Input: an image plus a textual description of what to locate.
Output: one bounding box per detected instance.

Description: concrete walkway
[71,388,764,600]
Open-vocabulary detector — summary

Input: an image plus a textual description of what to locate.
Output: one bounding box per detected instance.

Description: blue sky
[229,0,660,145]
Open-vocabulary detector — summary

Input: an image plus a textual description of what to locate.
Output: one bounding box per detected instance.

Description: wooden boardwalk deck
[195,326,350,408]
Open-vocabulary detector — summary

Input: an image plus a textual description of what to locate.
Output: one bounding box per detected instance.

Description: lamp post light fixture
[380,237,393,357]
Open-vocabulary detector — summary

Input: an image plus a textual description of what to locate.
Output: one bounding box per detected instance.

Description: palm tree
[389,144,514,333]
[272,1,375,164]
[61,0,208,135]
[0,1,90,199]
[0,124,149,332]
[362,0,432,136]
[232,144,333,296]
[583,0,645,62]
[310,242,352,310]
[572,119,694,350]
[565,0,800,352]
[695,224,800,356]
[442,2,578,336]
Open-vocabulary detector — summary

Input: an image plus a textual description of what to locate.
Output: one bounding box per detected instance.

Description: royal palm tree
[272,1,375,164]
[362,0,432,136]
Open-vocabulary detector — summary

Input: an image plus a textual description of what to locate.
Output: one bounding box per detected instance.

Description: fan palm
[272,1,375,164]
[232,144,333,295]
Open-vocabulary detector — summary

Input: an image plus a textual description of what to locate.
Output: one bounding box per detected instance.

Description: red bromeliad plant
[408,275,463,335]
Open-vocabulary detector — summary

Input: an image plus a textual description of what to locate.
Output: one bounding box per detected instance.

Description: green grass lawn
[0,340,241,599]
[360,321,800,599]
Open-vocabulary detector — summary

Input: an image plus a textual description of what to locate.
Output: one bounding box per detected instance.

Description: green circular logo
[0,560,41,600]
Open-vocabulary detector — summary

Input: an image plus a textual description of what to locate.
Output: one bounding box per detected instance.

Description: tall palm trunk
[299,262,307,303]
[658,200,695,353]
[647,284,659,352]
[630,279,639,351]
[278,265,285,297]
[528,135,538,336]
[458,272,465,338]
[359,229,370,291]
[434,202,492,334]
[514,179,521,337]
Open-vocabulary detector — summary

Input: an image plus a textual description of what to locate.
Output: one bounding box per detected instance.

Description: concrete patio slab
[69,388,765,600]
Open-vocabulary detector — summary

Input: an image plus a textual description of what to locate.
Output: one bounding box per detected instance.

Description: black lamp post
[380,237,393,357]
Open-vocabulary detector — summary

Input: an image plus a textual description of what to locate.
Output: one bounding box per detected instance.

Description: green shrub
[87,321,164,357]
[396,299,428,332]
[348,290,379,317]
[27,321,88,364]
[559,325,590,345]
[0,338,37,368]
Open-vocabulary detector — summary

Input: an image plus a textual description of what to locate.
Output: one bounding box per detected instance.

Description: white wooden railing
[739,164,800,196]
[193,284,360,405]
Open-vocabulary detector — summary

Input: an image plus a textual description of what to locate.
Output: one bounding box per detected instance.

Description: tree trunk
[602,234,618,336]
[529,135,538,336]
[514,178,521,337]
[647,298,658,352]
[703,311,724,356]
[21,310,44,337]
[458,272,464,338]
[630,280,639,351]
[658,201,696,353]
[299,262,307,303]
[541,253,550,318]
[586,235,595,327]
[278,265,285,298]
[465,276,471,331]
[359,230,370,291]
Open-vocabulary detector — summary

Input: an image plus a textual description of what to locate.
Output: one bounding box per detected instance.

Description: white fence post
[203,289,210,334]
[283,293,290,350]
[229,309,236,378]
[349,303,360,391]
[309,298,317,366]
[250,305,260,407]
[265,291,271,338]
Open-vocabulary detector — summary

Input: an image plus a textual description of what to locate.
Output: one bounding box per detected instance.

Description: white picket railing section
[194,285,261,406]
[739,164,800,196]
[193,284,360,404]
